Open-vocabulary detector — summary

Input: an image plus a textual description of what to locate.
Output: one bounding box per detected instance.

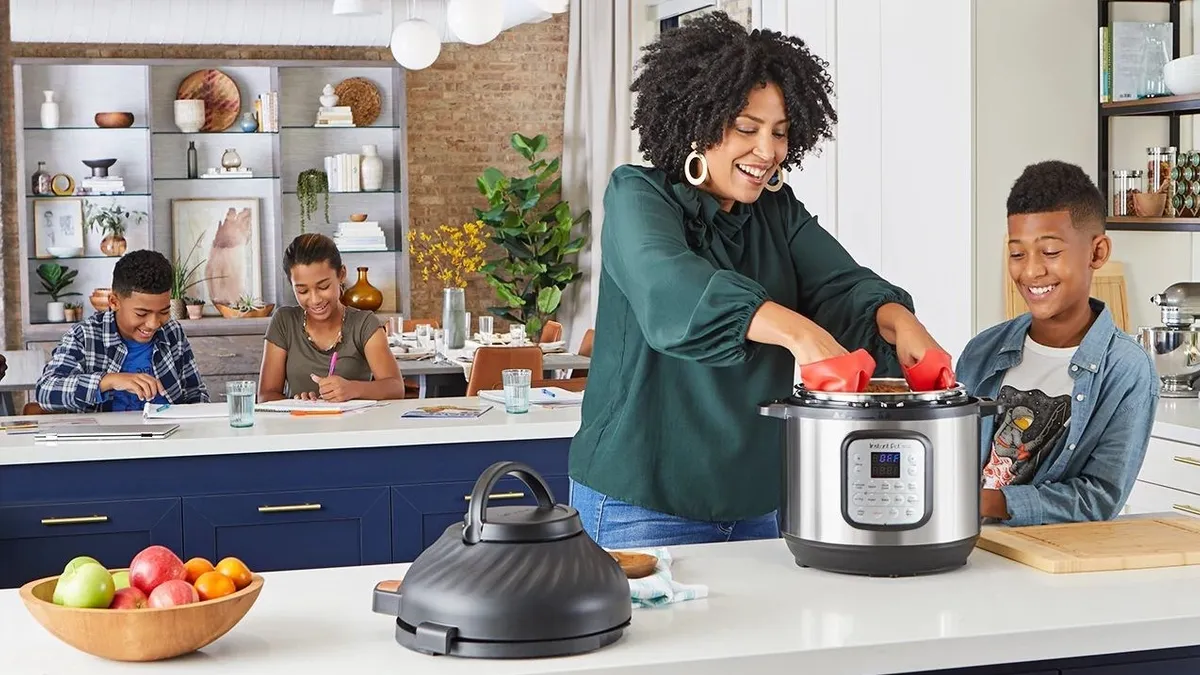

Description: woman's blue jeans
[569,479,780,549]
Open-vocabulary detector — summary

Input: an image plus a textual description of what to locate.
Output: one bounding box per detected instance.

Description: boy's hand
[981,488,1010,520]
[101,373,165,401]
[310,374,358,402]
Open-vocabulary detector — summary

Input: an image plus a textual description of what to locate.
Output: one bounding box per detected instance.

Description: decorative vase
[100,235,127,257]
[319,84,338,108]
[442,287,467,350]
[341,267,383,312]
[89,288,111,312]
[186,303,204,320]
[63,306,81,322]
[40,91,59,129]
[360,144,383,191]
[169,299,186,321]
[240,112,258,133]
[221,148,242,169]
[186,141,198,178]
[31,161,52,196]
[173,99,204,133]
[47,302,65,323]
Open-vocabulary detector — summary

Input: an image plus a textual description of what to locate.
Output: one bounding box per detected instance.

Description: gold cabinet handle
[257,503,322,513]
[1173,504,1200,517]
[41,515,109,526]
[1173,456,1200,468]
[463,492,525,501]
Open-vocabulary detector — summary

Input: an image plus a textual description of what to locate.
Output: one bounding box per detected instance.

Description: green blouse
[568,164,915,522]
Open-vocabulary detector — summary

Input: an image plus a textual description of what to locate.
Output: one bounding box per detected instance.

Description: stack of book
[81,176,125,194]
[333,221,388,252]
[255,91,279,132]
[315,106,354,127]
[324,152,363,192]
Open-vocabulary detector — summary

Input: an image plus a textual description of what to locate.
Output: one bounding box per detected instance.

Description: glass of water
[226,380,256,428]
[478,315,495,344]
[415,323,433,350]
[502,368,532,414]
[510,323,526,346]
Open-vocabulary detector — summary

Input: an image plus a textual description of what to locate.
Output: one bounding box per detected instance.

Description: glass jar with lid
[1148,146,1178,216]
[1112,169,1143,216]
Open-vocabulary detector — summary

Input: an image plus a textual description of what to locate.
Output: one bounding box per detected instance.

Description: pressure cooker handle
[977,396,1005,417]
[758,399,793,419]
[463,461,555,545]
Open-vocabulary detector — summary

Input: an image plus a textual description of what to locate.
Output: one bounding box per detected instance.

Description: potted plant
[216,295,275,319]
[184,297,205,320]
[84,201,148,257]
[35,262,81,323]
[171,235,221,320]
[474,132,589,341]
[296,169,330,233]
[63,302,83,322]
[406,220,488,348]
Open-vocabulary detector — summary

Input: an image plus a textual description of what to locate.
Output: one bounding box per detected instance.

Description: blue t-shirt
[109,337,165,412]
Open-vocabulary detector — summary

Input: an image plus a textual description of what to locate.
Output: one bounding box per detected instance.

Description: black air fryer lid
[372,461,632,659]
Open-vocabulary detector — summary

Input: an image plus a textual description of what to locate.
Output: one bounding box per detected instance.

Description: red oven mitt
[801,349,876,393]
[902,348,956,392]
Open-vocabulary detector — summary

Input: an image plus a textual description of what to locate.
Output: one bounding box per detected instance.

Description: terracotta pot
[63,307,81,322]
[100,235,127,257]
[186,304,204,320]
[341,267,383,312]
[89,288,111,312]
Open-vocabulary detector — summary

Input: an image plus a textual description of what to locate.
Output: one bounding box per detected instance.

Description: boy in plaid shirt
[36,250,208,413]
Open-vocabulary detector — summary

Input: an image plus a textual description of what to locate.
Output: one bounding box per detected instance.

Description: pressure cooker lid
[372,462,632,656]
[794,377,969,408]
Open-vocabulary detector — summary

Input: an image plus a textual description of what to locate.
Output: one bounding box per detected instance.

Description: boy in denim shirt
[956,161,1159,525]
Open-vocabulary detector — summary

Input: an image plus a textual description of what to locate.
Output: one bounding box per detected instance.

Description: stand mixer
[1140,282,1200,397]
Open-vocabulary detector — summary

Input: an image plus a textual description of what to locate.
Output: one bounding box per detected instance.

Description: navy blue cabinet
[0,498,182,588]
[1062,657,1200,674]
[182,487,391,572]
[391,474,569,562]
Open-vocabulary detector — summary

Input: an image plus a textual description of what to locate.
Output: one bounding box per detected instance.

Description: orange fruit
[215,557,253,590]
[183,557,214,584]
[194,570,236,601]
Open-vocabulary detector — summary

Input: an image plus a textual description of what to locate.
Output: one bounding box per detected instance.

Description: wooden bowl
[610,551,658,579]
[1134,191,1168,218]
[214,303,275,319]
[94,112,135,128]
[19,570,264,662]
[349,213,368,222]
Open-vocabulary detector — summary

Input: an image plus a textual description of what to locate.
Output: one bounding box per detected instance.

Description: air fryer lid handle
[463,461,582,544]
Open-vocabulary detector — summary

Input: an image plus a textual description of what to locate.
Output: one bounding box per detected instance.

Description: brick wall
[404,13,569,326]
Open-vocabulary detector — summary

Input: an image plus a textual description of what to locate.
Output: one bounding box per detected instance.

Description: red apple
[148,579,198,608]
[108,586,148,610]
[128,545,186,595]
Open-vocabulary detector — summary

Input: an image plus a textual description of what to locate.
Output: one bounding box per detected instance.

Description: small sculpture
[319,84,338,108]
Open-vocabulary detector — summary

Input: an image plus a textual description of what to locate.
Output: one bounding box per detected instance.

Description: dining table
[391,334,589,398]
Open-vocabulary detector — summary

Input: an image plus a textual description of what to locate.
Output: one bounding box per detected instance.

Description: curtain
[559,0,639,347]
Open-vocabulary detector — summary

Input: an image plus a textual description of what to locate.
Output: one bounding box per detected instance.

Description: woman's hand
[877,303,946,368]
[789,318,849,366]
[747,301,849,365]
[293,391,319,401]
[310,374,359,402]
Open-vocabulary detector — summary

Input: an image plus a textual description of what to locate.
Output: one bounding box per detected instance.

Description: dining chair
[403,318,441,332]
[466,346,543,396]
[570,328,593,378]
[540,320,563,343]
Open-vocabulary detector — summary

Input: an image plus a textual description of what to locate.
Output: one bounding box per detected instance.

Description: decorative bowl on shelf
[90,288,111,312]
[349,213,368,222]
[19,569,263,662]
[46,246,82,258]
[81,158,117,178]
[1134,192,1168,218]
[1165,54,1200,96]
[214,303,275,319]
[94,112,135,128]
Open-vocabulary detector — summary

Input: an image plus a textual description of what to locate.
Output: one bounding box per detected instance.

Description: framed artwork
[32,198,85,258]
[170,198,263,311]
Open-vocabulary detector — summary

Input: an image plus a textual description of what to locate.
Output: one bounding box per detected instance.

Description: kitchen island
[0,398,581,588]
[4,537,1200,675]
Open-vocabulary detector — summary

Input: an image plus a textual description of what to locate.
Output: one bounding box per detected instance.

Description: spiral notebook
[254,399,379,413]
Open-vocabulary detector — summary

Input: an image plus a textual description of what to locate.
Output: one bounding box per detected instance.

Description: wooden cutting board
[976,516,1200,573]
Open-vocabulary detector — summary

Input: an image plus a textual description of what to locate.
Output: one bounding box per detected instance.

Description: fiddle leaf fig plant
[475,132,589,339]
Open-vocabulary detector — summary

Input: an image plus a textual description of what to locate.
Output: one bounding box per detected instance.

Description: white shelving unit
[13,58,409,348]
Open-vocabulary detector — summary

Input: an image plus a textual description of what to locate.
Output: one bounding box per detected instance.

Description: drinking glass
[433,328,447,360]
[226,380,256,428]
[415,323,433,351]
[502,368,532,414]
[479,316,495,344]
[510,323,526,346]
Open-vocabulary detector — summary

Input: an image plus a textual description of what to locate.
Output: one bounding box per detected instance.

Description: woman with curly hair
[567,12,949,548]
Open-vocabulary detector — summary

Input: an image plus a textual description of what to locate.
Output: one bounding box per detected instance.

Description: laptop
[33,423,180,442]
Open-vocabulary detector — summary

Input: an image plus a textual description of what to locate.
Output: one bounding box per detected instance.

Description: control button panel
[846,437,925,527]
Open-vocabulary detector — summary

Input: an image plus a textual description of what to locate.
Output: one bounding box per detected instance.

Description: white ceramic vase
[173,99,205,133]
[40,91,59,129]
[46,301,65,323]
[361,144,383,191]
[319,84,339,108]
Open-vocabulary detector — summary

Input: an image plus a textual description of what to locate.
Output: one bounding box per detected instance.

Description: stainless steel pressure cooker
[760,379,1000,577]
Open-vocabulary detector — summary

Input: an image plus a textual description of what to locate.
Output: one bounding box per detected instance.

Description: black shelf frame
[1099,0,1193,231]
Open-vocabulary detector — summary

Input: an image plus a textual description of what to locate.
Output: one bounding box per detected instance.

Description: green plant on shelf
[232,295,265,313]
[171,234,223,300]
[35,262,81,302]
[296,169,330,233]
[183,296,204,307]
[83,200,147,239]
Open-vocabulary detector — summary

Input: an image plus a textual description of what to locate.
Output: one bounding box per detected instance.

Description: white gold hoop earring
[684,143,708,186]
[764,167,786,192]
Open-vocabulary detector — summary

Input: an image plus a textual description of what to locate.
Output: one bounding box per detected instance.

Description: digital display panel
[870,451,901,478]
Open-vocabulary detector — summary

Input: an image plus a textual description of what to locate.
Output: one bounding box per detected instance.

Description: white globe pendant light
[391,19,442,70]
[531,0,568,13]
[332,0,383,15]
[446,0,504,46]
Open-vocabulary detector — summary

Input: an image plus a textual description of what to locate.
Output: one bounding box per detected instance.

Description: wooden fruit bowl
[19,570,264,662]
[214,303,275,319]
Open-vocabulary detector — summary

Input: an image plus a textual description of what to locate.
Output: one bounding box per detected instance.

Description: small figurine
[319,84,338,108]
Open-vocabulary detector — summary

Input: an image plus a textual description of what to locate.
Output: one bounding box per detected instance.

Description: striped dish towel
[621,547,708,608]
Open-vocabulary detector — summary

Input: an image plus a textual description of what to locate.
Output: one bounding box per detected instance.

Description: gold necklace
[303,305,345,353]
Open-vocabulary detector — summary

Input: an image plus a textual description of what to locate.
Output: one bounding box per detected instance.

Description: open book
[254,399,379,413]
[478,387,582,406]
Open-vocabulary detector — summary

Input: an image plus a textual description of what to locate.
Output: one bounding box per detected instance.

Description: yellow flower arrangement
[407,220,489,289]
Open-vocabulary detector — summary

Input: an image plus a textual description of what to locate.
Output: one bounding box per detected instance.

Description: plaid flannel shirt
[36,310,209,413]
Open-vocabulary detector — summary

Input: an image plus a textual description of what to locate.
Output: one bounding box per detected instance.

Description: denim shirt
[955,299,1159,526]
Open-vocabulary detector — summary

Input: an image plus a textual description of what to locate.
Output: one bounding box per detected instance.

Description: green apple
[55,562,115,609]
[111,570,130,590]
[54,556,104,604]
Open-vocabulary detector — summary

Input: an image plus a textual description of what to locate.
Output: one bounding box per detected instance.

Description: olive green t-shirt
[568,164,915,523]
[264,306,383,397]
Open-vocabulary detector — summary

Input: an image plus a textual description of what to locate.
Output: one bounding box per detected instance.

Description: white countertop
[1152,398,1200,445]
[5,538,1200,675]
[0,397,581,466]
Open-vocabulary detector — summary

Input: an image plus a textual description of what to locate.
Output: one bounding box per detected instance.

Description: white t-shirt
[981,336,1076,490]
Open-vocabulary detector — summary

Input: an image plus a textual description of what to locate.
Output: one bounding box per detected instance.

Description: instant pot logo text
[867,441,908,450]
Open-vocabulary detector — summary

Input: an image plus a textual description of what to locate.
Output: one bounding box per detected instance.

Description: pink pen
[328,352,338,377]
